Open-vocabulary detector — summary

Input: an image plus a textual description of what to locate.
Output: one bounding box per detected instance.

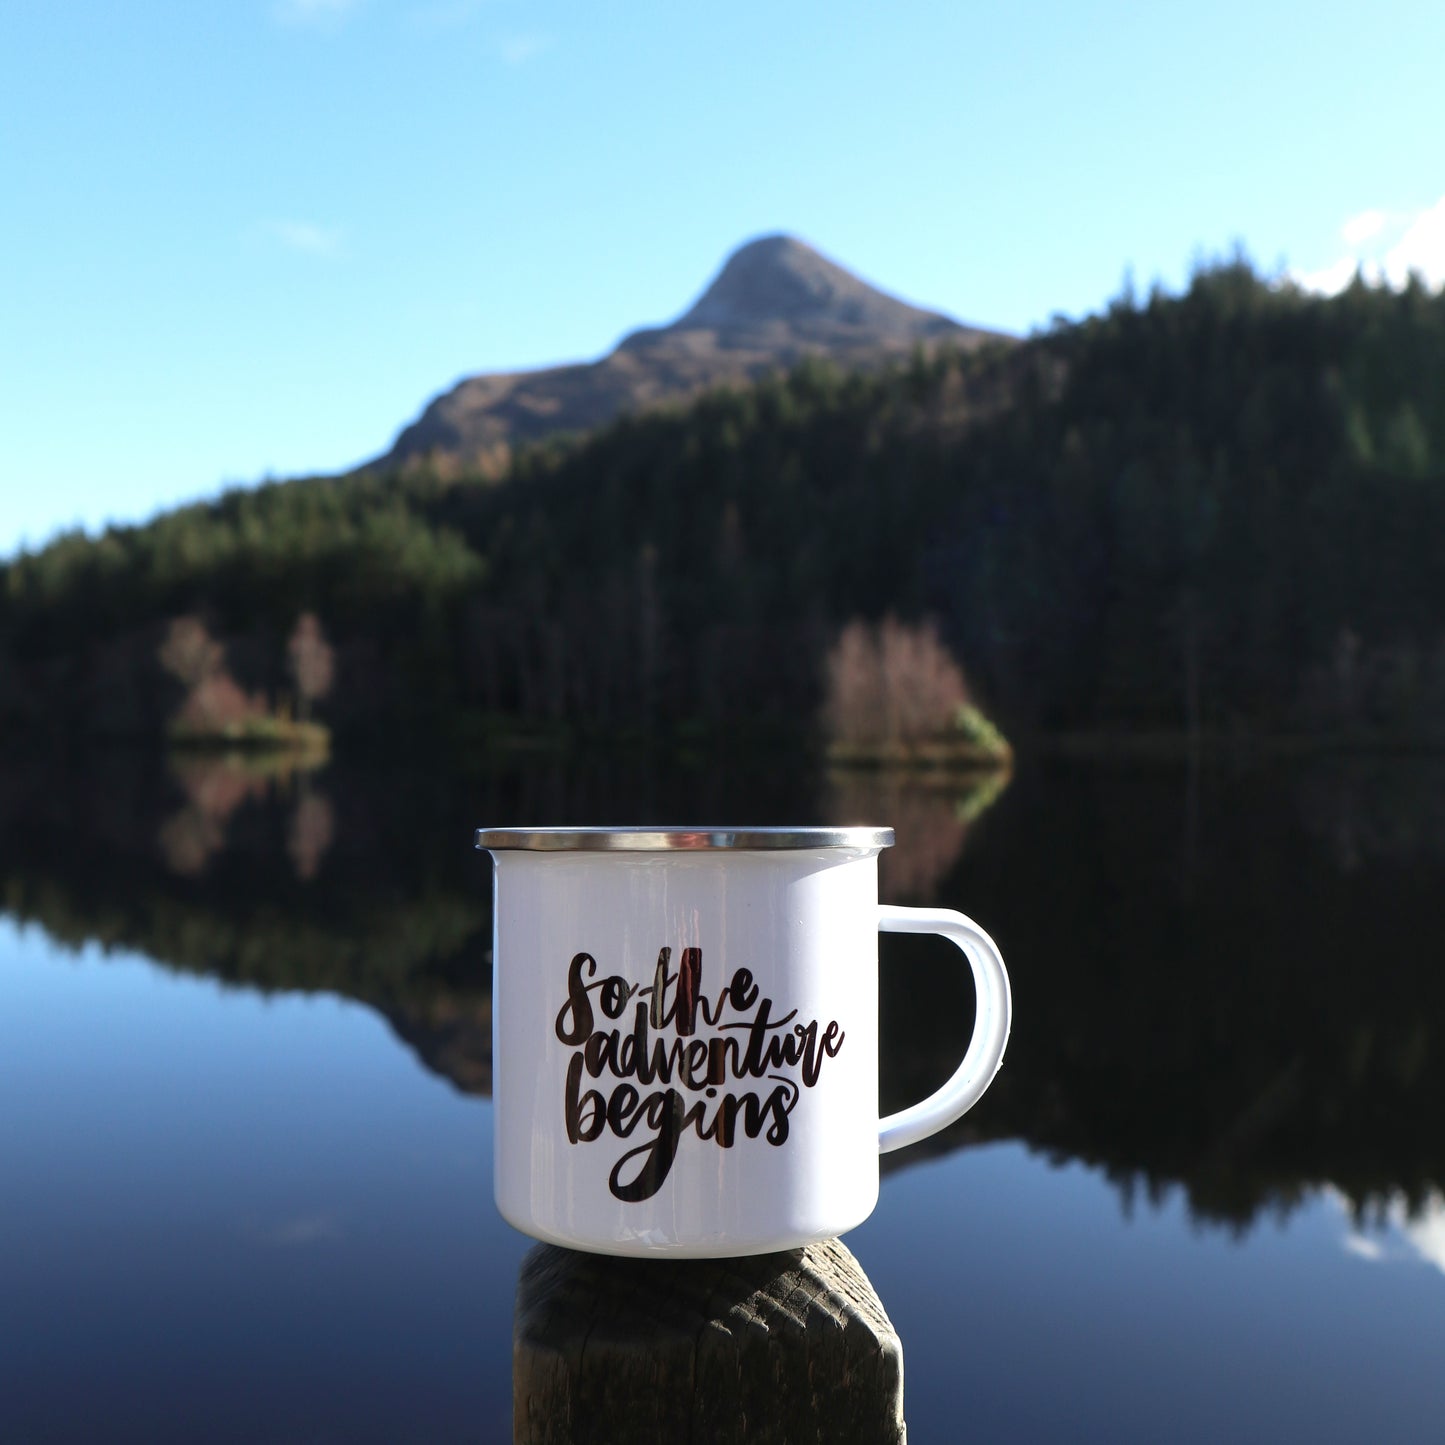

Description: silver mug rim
[473,825,895,852]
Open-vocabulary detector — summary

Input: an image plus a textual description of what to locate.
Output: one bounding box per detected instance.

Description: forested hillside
[4,262,1443,746]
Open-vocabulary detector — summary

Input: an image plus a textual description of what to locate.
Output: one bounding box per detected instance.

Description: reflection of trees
[158,754,272,875]
[159,752,334,881]
[1294,757,1445,870]
[286,789,335,881]
[383,990,494,1095]
[879,759,1445,1232]
[7,750,1445,1237]
[1342,1188,1445,1270]
[2,749,490,1096]
[0,748,824,1095]
[826,766,1008,900]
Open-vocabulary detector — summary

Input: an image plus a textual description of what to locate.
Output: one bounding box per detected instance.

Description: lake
[3,747,1444,1441]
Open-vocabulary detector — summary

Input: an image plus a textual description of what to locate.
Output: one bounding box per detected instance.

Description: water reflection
[933,757,1445,1236]
[826,764,1008,899]
[158,749,333,878]
[3,748,1444,1243]
[1340,1189,1445,1272]
[1294,756,1445,870]
[0,933,519,1444]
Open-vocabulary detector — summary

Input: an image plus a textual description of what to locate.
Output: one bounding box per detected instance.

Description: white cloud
[1291,195,1445,296]
[259,219,345,258]
[247,1212,341,1246]
[1379,196,1445,291]
[499,32,551,65]
[1340,209,1389,246]
[1336,1189,1445,1274]
[1342,1233,1384,1261]
[1398,1192,1445,1272]
[273,0,361,29]
[1291,255,1360,297]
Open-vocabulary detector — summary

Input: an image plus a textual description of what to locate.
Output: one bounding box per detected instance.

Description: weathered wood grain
[513,1237,905,1444]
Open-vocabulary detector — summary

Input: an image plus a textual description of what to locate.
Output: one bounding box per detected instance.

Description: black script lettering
[608,1088,685,1201]
[729,967,759,1012]
[707,1035,731,1086]
[681,1038,710,1089]
[583,1028,620,1079]
[648,948,670,1029]
[605,1082,643,1137]
[600,974,634,1020]
[555,945,844,1203]
[556,951,637,1048]
[760,1076,800,1145]
[555,952,598,1045]
[675,947,702,1035]
[564,1052,607,1143]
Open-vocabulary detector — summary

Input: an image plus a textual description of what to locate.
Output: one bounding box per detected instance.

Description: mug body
[483,829,891,1258]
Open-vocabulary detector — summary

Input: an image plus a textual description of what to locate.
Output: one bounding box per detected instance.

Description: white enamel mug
[475,826,1011,1258]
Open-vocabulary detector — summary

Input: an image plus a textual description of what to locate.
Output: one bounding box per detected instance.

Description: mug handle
[876,905,1013,1153]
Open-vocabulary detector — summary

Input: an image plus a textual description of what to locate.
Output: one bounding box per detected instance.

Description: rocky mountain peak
[681,234,875,327]
[374,234,1006,473]
[619,233,963,351]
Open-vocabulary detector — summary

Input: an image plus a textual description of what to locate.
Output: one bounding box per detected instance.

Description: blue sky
[3,0,1443,557]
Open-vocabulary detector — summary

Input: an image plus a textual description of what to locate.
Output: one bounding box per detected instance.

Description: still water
[2,749,1443,1441]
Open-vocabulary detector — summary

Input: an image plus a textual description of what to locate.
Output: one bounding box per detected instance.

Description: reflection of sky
[1336,1187,1445,1273]
[8,917,1445,1444]
[856,1149,1445,1443]
[0,920,525,1442]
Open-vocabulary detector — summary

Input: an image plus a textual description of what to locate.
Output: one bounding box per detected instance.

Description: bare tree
[178,672,263,732]
[824,619,881,744]
[159,616,260,733]
[159,616,223,690]
[823,615,970,745]
[287,613,336,722]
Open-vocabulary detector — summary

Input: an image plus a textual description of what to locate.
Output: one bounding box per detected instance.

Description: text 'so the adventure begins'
[555,946,845,1201]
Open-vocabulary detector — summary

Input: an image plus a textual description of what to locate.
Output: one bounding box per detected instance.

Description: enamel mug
[474,826,1011,1258]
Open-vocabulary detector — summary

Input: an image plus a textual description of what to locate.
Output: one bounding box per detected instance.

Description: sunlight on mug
[474,826,1011,1258]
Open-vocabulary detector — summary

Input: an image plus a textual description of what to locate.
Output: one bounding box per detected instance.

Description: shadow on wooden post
[513,1237,906,1444]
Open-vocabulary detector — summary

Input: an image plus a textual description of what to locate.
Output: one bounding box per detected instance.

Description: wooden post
[513,1237,906,1444]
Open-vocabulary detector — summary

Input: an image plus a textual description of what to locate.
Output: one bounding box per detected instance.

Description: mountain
[10,260,1441,749]
[373,234,1007,475]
